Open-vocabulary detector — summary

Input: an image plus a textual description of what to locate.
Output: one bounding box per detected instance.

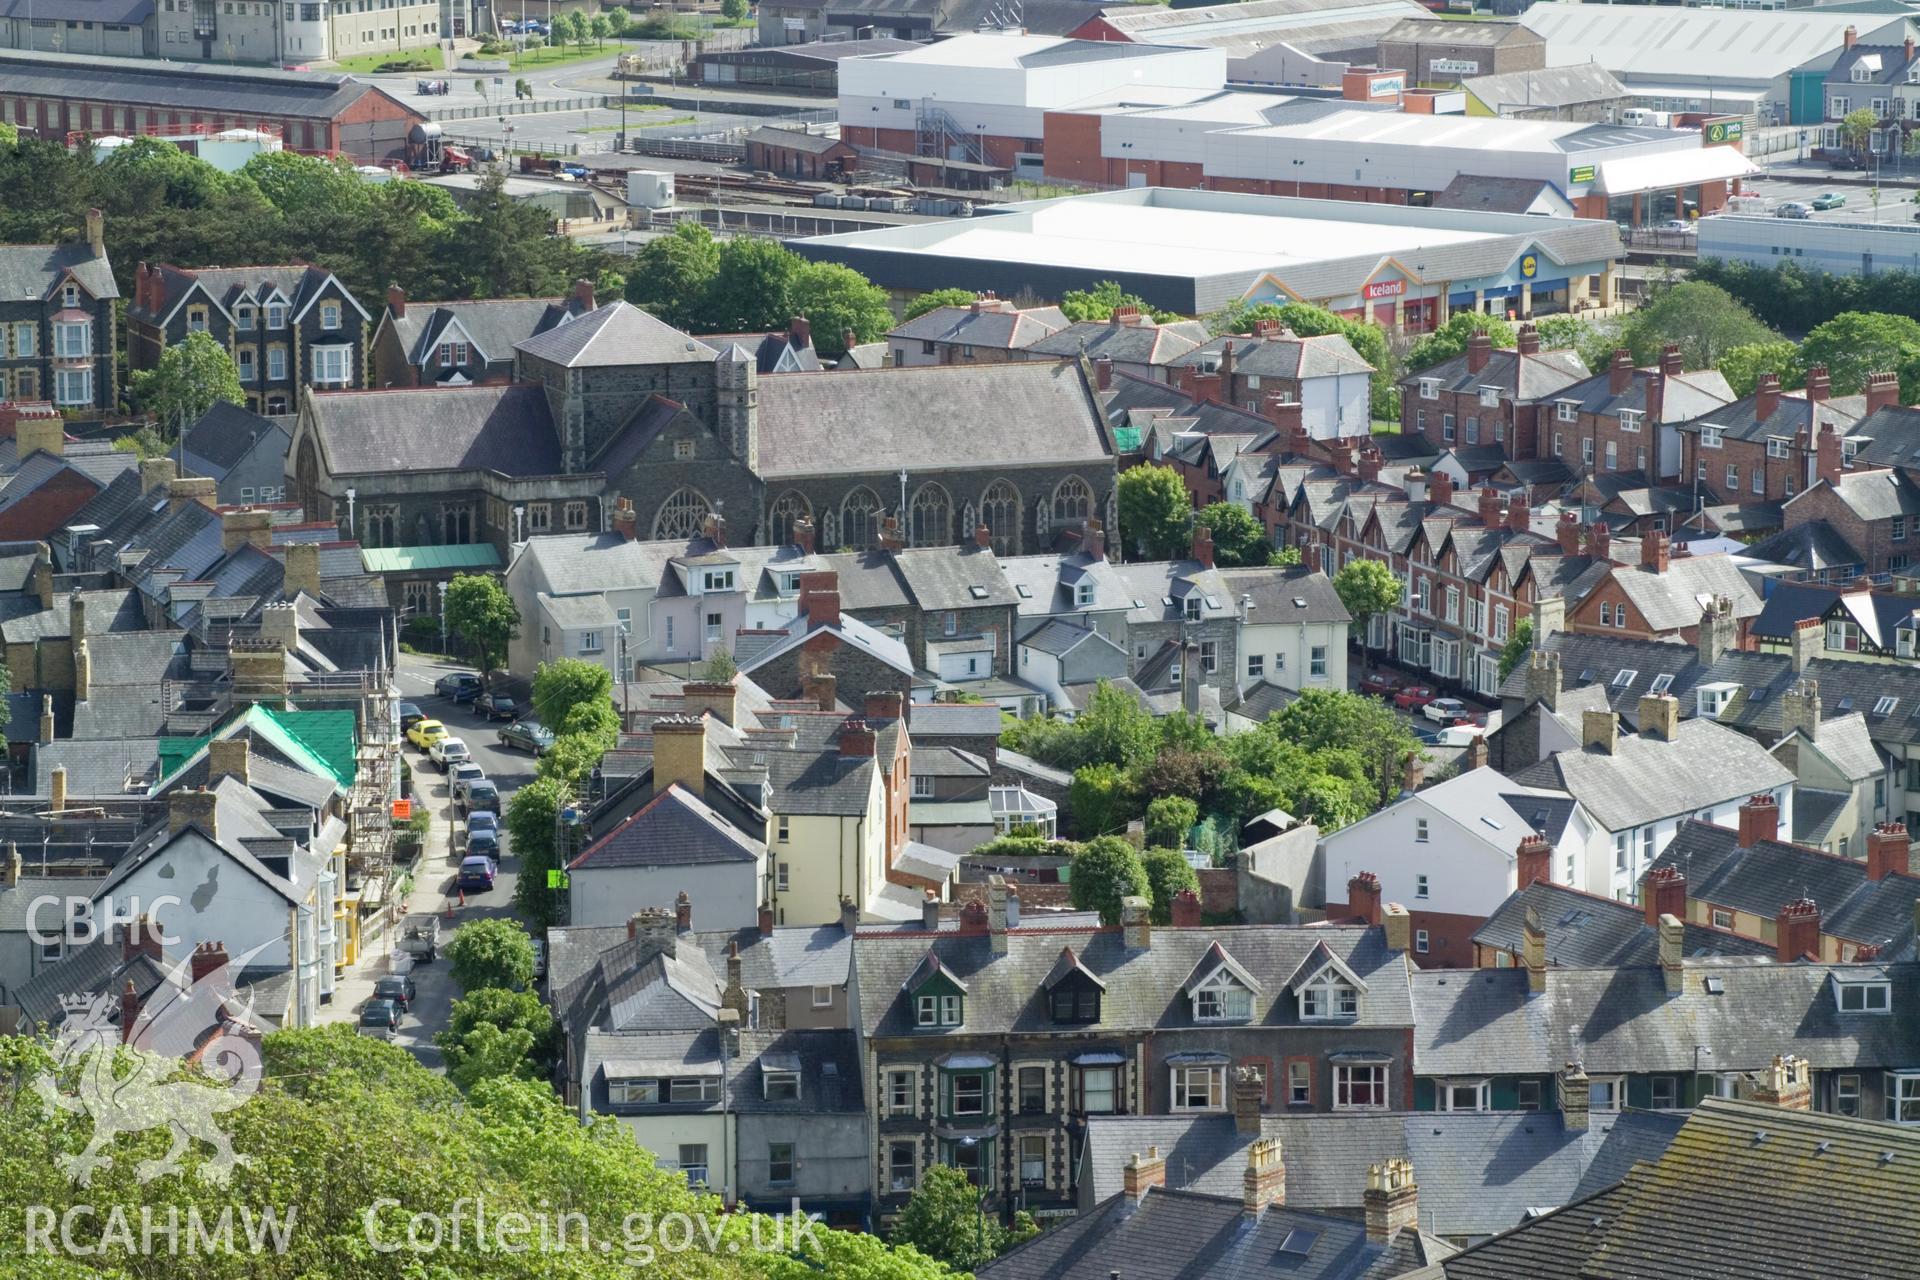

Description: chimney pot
[758,905,775,936]
[1465,330,1491,375]
[1121,895,1151,949]
[1191,525,1214,569]
[1516,833,1551,887]
[1868,820,1912,881]
[1233,1070,1270,1145]
[1737,793,1779,848]
[1754,373,1781,424]
[1363,1158,1418,1241]
[573,277,595,311]
[1170,888,1202,928]
[1644,864,1687,927]
[1775,896,1820,962]
[1347,871,1382,925]
[386,283,405,319]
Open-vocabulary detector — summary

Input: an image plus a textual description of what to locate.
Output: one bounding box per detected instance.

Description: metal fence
[428,93,612,122]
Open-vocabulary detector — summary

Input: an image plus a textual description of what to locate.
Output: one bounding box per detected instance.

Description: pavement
[317,652,542,1071]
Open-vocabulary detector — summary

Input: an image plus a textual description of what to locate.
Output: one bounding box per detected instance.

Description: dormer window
[701,568,735,593]
[1556,400,1577,422]
[763,1068,800,1101]
[908,951,967,1028]
[1701,426,1723,449]
[266,301,288,329]
[1299,976,1360,1019]
[1075,580,1095,607]
[1044,945,1105,1023]
[1835,977,1891,1013]
[1695,682,1738,718]
[236,304,256,332]
[916,994,962,1026]
[1419,378,1440,401]
[1853,65,1873,82]
[62,283,79,308]
[1618,409,1642,433]
[1185,941,1259,1022]
[1478,386,1500,408]
[1050,988,1100,1022]
[1184,596,1202,622]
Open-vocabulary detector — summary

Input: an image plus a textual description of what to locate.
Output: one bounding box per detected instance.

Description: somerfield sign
[1364,278,1407,301]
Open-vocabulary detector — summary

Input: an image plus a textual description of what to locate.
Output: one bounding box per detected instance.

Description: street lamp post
[437,580,449,654]
[512,504,525,542]
[345,486,356,538]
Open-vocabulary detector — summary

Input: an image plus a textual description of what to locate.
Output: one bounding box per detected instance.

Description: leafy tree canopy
[127,330,243,434]
[1403,312,1517,372]
[904,287,980,320]
[1059,279,1177,323]
[1498,616,1534,683]
[1067,835,1152,924]
[1617,280,1775,370]
[1117,464,1193,561]
[443,573,519,675]
[532,657,614,731]
[1798,310,1920,395]
[445,916,536,993]
[1141,847,1201,923]
[1195,501,1272,568]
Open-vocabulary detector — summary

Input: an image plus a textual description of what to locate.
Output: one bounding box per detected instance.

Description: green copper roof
[361,544,503,573]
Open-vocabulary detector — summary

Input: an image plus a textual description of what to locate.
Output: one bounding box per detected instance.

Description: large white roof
[1522,2,1911,83]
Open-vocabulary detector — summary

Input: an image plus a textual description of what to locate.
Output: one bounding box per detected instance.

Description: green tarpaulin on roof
[156,737,210,784]
[1111,426,1143,452]
[252,705,355,792]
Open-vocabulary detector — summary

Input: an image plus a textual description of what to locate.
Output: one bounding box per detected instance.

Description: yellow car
[407,719,448,750]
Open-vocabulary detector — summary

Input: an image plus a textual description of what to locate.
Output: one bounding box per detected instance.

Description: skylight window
[1612,669,1637,688]
[1874,696,1899,717]
[1837,696,1854,713]
[968,585,988,600]
[1649,674,1673,694]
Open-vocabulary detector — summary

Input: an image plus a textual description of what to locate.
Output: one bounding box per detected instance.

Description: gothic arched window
[979,479,1020,555]
[768,491,811,548]
[909,483,952,548]
[1051,475,1094,527]
[653,488,711,540]
[840,487,882,550]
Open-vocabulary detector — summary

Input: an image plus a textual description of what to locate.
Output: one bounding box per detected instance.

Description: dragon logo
[34,939,272,1187]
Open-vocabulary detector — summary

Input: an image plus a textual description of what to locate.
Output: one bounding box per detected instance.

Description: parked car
[1391,685,1436,710]
[1358,672,1405,697]
[430,737,472,772]
[458,854,497,891]
[358,999,403,1035]
[1435,724,1487,748]
[465,826,500,859]
[530,938,547,980]
[435,672,484,703]
[1775,202,1812,219]
[1811,192,1847,210]
[407,719,448,750]
[373,974,418,1011]
[467,811,500,840]
[1656,218,1695,235]
[399,702,426,732]
[1422,696,1472,724]
[497,720,555,756]
[476,692,518,721]
[464,780,501,817]
[450,762,487,805]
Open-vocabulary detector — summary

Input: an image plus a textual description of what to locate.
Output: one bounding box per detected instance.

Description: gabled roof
[386,295,578,367]
[568,783,765,871]
[1186,938,1263,994]
[1516,718,1793,832]
[1472,879,1771,968]
[181,402,290,479]
[887,302,1068,349]
[514,300,717,368]
[1403,346,1589,402]
[304,384,562,478]
[0,241,118,303]
[902,948,968,994]
[1601,551,1761,633]
[1283,937,1366,993]
[1022,318,1207,366]
[1042,943,1106,991]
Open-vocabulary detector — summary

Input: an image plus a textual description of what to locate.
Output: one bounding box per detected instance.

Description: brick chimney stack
[957,900,989,936]
[1516,322,1540,355]
[386,283,405,320]
[120,979,142,1044]
[675,891,693,932]
[1586,521,1611,563]
[1347,872,1382,925]
[797,570,840,628]
[1867,370,1900,416]
[1641,528,1669,573]
[1358,447,1383,484]
[1523,905,1547,992]
[1507,492,1530,535]
[791,515,815,554]
[1191,524,1214,569]
[789,315,811,351]
[1643,865,1686,927]
[1516,833,1551,887]
[1775,897,1820,962]
[1123,1147,1166,1199]
[973,523,992,549]
[838,717,876,758]
[1243,1135,1287,1213]
[610,496,637,541]
[1094,356,1113,390]
[1478,487,1504,528]
[1430,471,1455,507]
[1804,364,1831,404]
[1171,888,1202,927]
[1557,510,1582,555]
[1738,794,1779,848]
[1363,1159,1419,1242]
[1867,821,1913,880]
[1232,1065,1266,1137]
[1752,1054,1812,1111]
[573,277,595,311]
[1658,913,1686,994]
[190,941,229,985]
[1081,519,1107,562]
[1817,423,1843,487]
[121,915,164,964]
[1608,348,1633,396]
[1465,330,1491,375]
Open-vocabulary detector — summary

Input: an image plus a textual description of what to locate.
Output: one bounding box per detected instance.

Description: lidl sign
[1520,254,1538,279]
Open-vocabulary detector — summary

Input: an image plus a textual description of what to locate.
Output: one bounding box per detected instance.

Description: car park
[497,720,554,755]
[435,672,484,703]
[1391,685,1436,710]
[399,702,426,732]
[430,737,472,772]
[476,692,518,721]
[459,854,497,891]
[373,975,418,1011]
[407,719,448,750]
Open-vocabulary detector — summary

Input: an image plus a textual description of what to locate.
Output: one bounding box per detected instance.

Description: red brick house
[1399,326,1588,459]
[1670,365,1874,506]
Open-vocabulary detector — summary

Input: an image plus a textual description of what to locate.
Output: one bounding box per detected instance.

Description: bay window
[53,368,91,406]
[1334,1064,1387,1110]
[312,345,351,386]
[943,1069,990,1118]
[53,321,89,357]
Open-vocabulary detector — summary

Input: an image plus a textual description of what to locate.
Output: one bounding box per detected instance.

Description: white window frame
[1299,975,1359,1021]
[311,345,350,386]
[1556,400,1577,422]
[1333,1064,1388,1111]
[1193,976,1253,1022]
[886,1068,916,1115]
[53,320,90,357]
[1171,1065,1227,1112]
[1837,979,1892,1013]
[1437,1080,1488,1112]
[1418,378,1440,401]
[1588,1076,1624,1112]
[1889,1074,1920,1124]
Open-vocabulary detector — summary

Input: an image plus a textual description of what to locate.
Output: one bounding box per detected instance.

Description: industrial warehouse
[790,185,1621,322]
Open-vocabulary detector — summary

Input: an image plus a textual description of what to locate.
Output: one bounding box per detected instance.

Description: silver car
[1774,202,1812,219]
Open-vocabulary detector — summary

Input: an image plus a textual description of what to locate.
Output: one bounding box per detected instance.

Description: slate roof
[568,783,764,871]
[1219,564,1350,625]
[513,300,717,367]
[1772,710,1884,782]
[1819,467,1920,523]
[1022,318,1207,366]
[1750,581,1920,650]
[1020,617,1102,656]
[752,360,1110,479]
[1410,959,1920,1078]
[855,923,1411,1038]
[1403,347,1589,402]
[549,921,850,1002]
[1649,819,1920,954]
[1430,1098,1920,1280]
[1671,387,1860,445]
[887,543,1020,610]
[1543,366,1732,424]
[1430,175,1562,215]
[1604,552,1761,633]
[306,384,562,477]
[1173,329,1375,379]
[0,49,397,120]
[1513,717,1794,833]
[388,296,577,368]
[1472,880,1772,968]
[979,1185,1425,1280]
[0,240,118,303]
[907,701,1002,737]
[180,402,290,478]
[136,263,358,327]
[1742,519,1865,574]
[887,303,1068,350]
[1461,62,1628,112]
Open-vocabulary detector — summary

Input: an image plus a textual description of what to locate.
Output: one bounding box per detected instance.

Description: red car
[1358,672,1405,697]
[1392,685,1437,710]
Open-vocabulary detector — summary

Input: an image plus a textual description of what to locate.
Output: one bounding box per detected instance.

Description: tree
[1717,340,1803,398]
[443,572,519,676]
[1117,464,1192,560]
[0,121,16,147]
[1194,500,1272,567]
[788,260,893,357]
[904,287,979,320]
[1530,313,1591,353]
[533,656,615,730]
[1059,279,1176,323]
[1268,688,1421,807]
[702,646,738,681]
[1497,616,1533,683]
[1141,847,1201,923]
[1072,679,1160,770]
[445,916,537,993]
[508,775,571,927]
[1224,300,1397,421]
[626,220,720,327]
[890,1165,1012,1271]
[721,0,749,18]
[436,987,557,1090]
[1618,281,1775,369]
[588,11,612,44]
[459,169,580,297]
[1144,794,1199,850]
[1799,311,1920,394]
[1842,106,1878,154]
[1402,312,1517,372]
[1068,762,1137,838]
[603,6,630,36]
[702,235,801,332]
[127,330,243,435]
[1332,558,1402,675]
[1067,835,1152,924]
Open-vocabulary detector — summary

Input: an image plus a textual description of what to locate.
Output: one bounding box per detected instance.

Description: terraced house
[0,210,118,410]
[1399,327,1588,463]
[126,260,371,413]
[853,887,1417,1223]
